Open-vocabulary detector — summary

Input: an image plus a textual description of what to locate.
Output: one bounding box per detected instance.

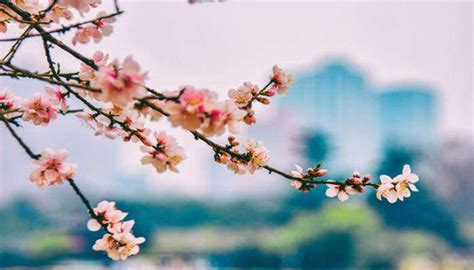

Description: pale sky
[0,0,472,203]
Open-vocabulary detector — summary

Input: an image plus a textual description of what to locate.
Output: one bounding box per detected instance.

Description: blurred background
[0,0,473,269]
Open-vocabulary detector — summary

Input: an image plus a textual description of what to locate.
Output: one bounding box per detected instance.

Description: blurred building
[378,87,436,148]
[282,59,436,173]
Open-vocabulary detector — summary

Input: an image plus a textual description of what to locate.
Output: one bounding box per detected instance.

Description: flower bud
[363,174,371,183]
[352,171,361,178]
[244,114,256,125]
[262,90,276,97]
[353,185,364,193]
[257,97,270,105]
[315,169,328,177]
[308,168,328,177]
[350,177,363,185]
[143,138,153,147]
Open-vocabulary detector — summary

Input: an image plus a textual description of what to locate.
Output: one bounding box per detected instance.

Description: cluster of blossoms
[43,1,73,24]
[77,52,296,140]
[291,164,329,192]
[74,53,296,175]
[87,201,145,260]
[215,136,270,175]
[140,131,186,173]
[77,104,150,142]
[29,149,77,187]
[227,65,293,125]
[88,55,148,107]
[325,171,370,202]
[0,0,422,262]
[0,0,111,44]
[0,88,21,118]
[0,87,68,126]
[163,86,246,136]
[72,11,116,45]
[79,52,148,108]
[21,93,59,126]
[290,164,420,203]
[271,65,294,95]
[376,165,419,203]
[75,54,187,172]
[0,0,41,33]
[59,0,101,15]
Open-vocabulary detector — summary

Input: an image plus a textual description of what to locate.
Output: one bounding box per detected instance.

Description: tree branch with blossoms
[0,0,420,261]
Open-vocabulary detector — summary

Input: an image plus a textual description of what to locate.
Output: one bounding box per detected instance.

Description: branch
[0,11,124,42]
[1,0,382,193]
[0,115,111,233]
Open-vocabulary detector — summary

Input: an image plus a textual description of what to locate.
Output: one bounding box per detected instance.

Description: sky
[0,0,472,203]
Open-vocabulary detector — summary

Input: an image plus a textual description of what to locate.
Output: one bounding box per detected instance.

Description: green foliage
[261,204,381,252]
[28,232,73,258]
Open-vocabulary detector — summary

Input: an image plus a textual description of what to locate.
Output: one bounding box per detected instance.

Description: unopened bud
[244,114,256,125]
[257,97,270,105]
[351,177,363,185]
[143,138,153,147]
[354,185,364,193]
[308,168,328,177]
[263,90,276,97]
[315,169,328,177]
[352,171,361,178]
[363,174,371,183]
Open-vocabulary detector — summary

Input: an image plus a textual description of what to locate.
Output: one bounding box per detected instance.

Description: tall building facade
[282,59,436,173]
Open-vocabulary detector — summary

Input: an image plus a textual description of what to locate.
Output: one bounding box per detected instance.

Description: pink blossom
[376,175,398,203]
[94,116,126,140]
[44,2,73,24]
[0,22,7,33]
[244,139,270,174]
[93,226,145,261]
[59,0,101,15]
[134,98,165,121]
[271,65,294,95]
[0,88,20,116]
[72,11,115,45]
[9,0,42,13]
[215,151,247,175]
[140,131,186,173]
[393,164,419,200]
[0,0,42,31]
[165,86,213,131]
[165,86,246,136]
[21,93,59,126]
[117,109,151,143]
[76,110,98,128]
[29,149,77,187]
[93,56,147,107]
[375,165,419,203]
[87,200,128,232]
[290,164,306,189]
[81,51,109,81]
[45,86,68,112]
[200,101,246,137]
[228,82,257,108]
[325,184,356,202]
[243,109,256,125]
